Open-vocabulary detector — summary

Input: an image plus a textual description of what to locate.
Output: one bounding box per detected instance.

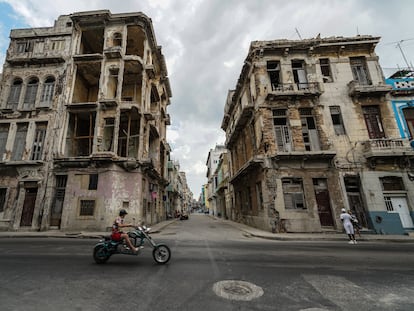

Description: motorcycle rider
[111,209,139,253]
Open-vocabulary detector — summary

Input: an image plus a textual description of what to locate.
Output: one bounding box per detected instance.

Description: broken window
[40,76,55,107]
[12,123,28,161]
[72,62,100,103]
[380,176,404,191]
[51,40,65,51]
[300,108,320,151]
[329,106,346,135]
[350,57,370,85]
[0,124,9,160]
[103,118,115,152]
[362,106,385,139]
[66,112,96,156]
[88,174,98,190]
[79,199,95,216]
[16,40,33,53]
[118,110,140,158]
[122,61,142,102]
[292,60,308,89]
[22,77,39,110]
[31,122,47,161]
[282,178,306,209]
[7,78,23,110]
[126,26,145,57]
[320,58,332,82]
[267,61,281,90]
[273,109,291,152]
[79,28,104,54]
[113,32,122,47]
[0,188,6,212]
[107,67,119,99]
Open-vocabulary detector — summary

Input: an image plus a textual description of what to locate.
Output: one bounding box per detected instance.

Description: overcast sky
[1,0,414,198]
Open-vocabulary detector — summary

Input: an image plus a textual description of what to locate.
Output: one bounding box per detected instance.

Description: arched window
[40,76,55,107]
[6,78,23,110]
[22,77,39,110]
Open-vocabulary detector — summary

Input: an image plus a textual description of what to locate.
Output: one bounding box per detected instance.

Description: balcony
[386,77,414,96]
[348,80,392,97]
[103,46,122,59]
[226,103,254,146]
[266,82,322,100]
[362,138,413,158]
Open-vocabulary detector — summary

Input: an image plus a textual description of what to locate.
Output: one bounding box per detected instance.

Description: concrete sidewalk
[0,215,413,242]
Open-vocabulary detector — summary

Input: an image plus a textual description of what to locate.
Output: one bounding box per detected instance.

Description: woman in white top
[340,208,357,244]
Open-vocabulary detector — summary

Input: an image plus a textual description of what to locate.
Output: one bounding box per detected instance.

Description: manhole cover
[213,280,264,301]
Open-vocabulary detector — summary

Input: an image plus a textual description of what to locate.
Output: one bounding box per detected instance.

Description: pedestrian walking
[349,209,361,238]
[340,208,357,244]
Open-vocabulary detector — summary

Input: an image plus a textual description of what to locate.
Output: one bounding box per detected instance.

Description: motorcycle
[93,226,171,264]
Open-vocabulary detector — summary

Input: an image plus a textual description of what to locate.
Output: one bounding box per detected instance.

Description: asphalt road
[0,214,413,311]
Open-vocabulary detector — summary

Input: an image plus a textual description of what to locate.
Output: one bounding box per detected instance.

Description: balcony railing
[362,138,413,158]
[267,83,321,100]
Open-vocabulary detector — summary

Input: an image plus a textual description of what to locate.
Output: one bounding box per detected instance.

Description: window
[0,124,9,159]
[320,58,332,82]
[118,110,139,158]
[282,178,306,209]
[113,33,122,47]
[31,123,47,160]
[267,61,281,90]
[51,175,67,226]
[40,76,55,107]
[12,124,28,161]
[330,106,346,135]
[0,188,6,212]
[51,40,65,51]
[384,196,394,211]
[256,182,263,210]
[80,200,95,216]
[16,40,33,53]
[6,79,23,110]
[362,106,385,139]
[66,112,96,156]
[273,109,291,152]
[292,60,308,89]
[103,118,115,152]
[300,108,320,151]
[22,78,39,110]
[350,57,370,85]
[381,177,404,191]
[88,174,98,190]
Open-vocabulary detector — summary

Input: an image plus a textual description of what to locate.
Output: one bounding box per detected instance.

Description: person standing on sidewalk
[340,208,357,244]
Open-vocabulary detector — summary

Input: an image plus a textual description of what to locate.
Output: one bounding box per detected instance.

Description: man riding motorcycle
[111,209,139,253]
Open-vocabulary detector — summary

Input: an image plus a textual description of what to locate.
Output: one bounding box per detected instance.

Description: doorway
[20,184,38,227]
[313,178,334,227]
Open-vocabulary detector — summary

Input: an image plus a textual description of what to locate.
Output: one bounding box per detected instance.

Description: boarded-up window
[40,76,55,107]
[31,122,47,160]
[7,79,23,110]
[330,106,346,135]
[12,123,28,161]
[282,178,306,209]
[362,106,385,139]
[0,124,10,159]
[80,200,95,216]
[22,78,39,110]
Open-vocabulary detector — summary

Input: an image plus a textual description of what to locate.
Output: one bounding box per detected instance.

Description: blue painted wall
[368,212,405,235]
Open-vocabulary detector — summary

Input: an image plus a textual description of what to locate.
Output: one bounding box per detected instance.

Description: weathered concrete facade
[222,36,414,234]
[0,10,172,231]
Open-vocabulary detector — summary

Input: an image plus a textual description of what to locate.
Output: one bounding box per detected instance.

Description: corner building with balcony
[222,35,414,234]
[0,10,172,232]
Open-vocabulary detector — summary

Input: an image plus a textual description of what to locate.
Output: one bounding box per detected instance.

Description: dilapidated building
[222,35,414,234]
[0,10,172,232]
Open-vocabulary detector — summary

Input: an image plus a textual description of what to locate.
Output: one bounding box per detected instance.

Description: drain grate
[213,280,264,301]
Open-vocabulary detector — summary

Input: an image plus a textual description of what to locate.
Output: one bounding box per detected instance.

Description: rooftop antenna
[295,28,302,40]
[396,40,412,70]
